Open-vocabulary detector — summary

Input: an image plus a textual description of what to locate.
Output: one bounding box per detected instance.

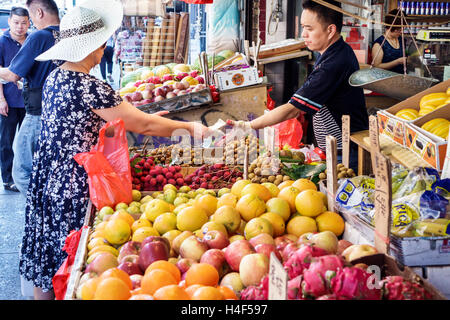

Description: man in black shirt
[230,0,368,168]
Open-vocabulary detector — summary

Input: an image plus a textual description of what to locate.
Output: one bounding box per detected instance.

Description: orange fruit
[278,186,300,213]
[93,277,131,300]
[129,294,154,300]
[141,269,178,295]
[185,263,219,287]
[260,212,285,237]
[278,180,294,190]
[236,194,266,221]
[153,212,177,235]
[153,284,190,300]
[176,206,209,232]
[191,286,224,300]
[266,197,291,222]
[231,179,251,197]
[110,210,135,227]
[286,215,318,237]
[315,211,345,236]
[295,190,327,217]
[240,183,272,202]
[292,178,317,193]
[218,285,238,300]
[99,268,133,290]
[104,218,131,245]
[79,277,100,300]
[261,182,280,198]
[131,219,152,233]
[212,205,241,233]
[244,217,273,240]
[131,226,159,242]
[185,284,204,298]
[217,193,238,208]
[87,237,109,251]
[201,221,228,236]
[145,260,181,283]
[194,194,218,216]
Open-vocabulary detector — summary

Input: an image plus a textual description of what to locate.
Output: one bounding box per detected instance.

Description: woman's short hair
[385,9,407,31]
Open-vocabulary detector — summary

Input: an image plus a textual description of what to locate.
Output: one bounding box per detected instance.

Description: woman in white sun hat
[18,0,210,300]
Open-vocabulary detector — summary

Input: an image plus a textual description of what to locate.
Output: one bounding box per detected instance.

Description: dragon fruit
[281,243,299,262]
[301,255,344,299]
[240,275,269,300]
[287,275,303,300]
[316,294,350,300]
[331,267,381,300]
[379,276,432,300]
[284,245,329,279]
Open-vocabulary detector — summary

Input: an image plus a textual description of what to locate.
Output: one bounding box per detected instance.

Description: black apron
[22,84,43,116]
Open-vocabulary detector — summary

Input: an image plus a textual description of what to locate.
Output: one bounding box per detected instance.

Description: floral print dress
[19,68,122,292]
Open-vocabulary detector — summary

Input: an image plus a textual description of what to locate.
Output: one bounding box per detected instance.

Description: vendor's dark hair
[26,0,59,16]
[385,9,407,31]
[302,0,343,33]
[10,6,30,18]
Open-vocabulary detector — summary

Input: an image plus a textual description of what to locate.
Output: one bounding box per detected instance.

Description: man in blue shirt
[229,0,368,170]
[0,0,60,196]
[0,7,30,192]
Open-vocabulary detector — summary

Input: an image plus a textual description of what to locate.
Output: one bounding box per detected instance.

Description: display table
[350,130,433,175]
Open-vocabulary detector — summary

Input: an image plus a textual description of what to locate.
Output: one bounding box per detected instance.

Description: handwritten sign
[268,252,288,300]
[341,115,350,168]
[369,115,381,172]
[442,128,450,179]
[373,152,392,255]
[326,136,338,212]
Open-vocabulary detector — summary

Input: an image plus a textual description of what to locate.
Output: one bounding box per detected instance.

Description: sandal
[4,183,19,192]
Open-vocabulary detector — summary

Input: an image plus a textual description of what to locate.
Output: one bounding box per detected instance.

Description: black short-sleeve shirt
[289,37,368,150]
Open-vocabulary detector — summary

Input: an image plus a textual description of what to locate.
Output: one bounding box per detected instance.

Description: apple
[239,253,270,287]
[337,240,353,256]
[145,83,155,91]
[176,257,196,274]
[172,89,180,95]
[180,80,190,90]
[119,254,139,265]
[130,274,143,289]
[297,232,315,246]
[118,260,143,276]
[200,248,229,277]
[141,236,170,254]
[123,94,133,103]
[309,231,339,254]
[177,90,187,96]
[220,272,244,294]
[131,91,143,102]
[161,85,171,95]
[154,95,165,102]
[281,242,299,262]
[85,252,118,275]
[203,230,229,250]
[255,243,282,261]
[284,234,298,243]
[172,231,193,254]
[224,239,255,272]
[117,241,141,263]
[195,76,205,84]
[141,99,153,105]
[138,241,169,272]
[141,89,153,100]
[154,87,166,97]
[166,92,177,99]
[173,82,184,90]
[342,244,378,262]
[189,70,199,78]
[179,235,208,262]
[274,235,294,253]
[249,233,275,247]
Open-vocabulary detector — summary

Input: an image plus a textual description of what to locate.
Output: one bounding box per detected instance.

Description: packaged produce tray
[341,209,450,267]
[136,88,213,115]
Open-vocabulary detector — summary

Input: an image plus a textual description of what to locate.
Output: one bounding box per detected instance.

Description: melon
[217,49,235,60]
[153,65,171,78]
[173,64,191,74]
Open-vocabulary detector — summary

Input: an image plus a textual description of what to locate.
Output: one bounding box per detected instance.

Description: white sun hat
[35,0,123,62]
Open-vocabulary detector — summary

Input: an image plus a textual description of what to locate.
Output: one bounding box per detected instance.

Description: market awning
[180,0,213,4]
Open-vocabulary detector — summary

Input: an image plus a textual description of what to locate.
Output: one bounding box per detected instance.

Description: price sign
[268,252,288,300]
[373,152,392,255]
[442,128,450,179]
[326,136,338,212]
[341,115,350,168]
[369,115,381,172]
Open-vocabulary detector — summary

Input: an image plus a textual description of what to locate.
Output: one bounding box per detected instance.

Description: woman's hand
[153,110,169,117]
[187,122,213,141]
[396,57,407,65]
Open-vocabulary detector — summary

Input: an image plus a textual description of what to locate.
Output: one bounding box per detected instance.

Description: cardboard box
[213,67,263,91]
[377,79,450,146]
[404,104,449,170]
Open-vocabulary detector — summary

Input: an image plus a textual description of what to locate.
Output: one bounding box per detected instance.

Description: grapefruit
[153,212,177,235]
[211,205,241,233]
[292,178,317,193]
[261,182,280,197]
[176,206,209,232]
[265,197,291,222]
[235,194,266,221]
[277,186,301,213]
[260,212,285,237]
[194,194,218,217]
[231,179,251,197]
[104,218,131,245]
[144,199,172,222]
[286,216,318,237]
[295,190,327,217]
[315,211,345,236]
[217,193,238,208]
[240,183,272,202]
[278,180,294,190]
[131,226,159,242]
[244,217,273,240]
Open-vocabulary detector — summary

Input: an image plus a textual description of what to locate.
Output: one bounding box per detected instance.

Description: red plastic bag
[267,87,275,110]
[74,119,132,209]
[272,118,303,149]
[52,227,86,300]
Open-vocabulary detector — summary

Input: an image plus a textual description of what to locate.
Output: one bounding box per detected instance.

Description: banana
[446,87,450,95]
[421,118,448,132]
[413,220,450,236]
[419,92,448,108]
[396,109,419,120]
[87,244,119,257]
[418,105,436,116]
[432,126,449,139]
[429,120,450,134]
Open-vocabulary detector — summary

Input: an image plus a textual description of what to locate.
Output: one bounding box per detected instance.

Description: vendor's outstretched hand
[226,120,254,134]
[187,122,213,141]
[154,110,170,117]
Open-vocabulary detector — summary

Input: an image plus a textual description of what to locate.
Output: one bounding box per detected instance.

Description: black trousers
[0,107,26,185]
[100,46,114,79]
